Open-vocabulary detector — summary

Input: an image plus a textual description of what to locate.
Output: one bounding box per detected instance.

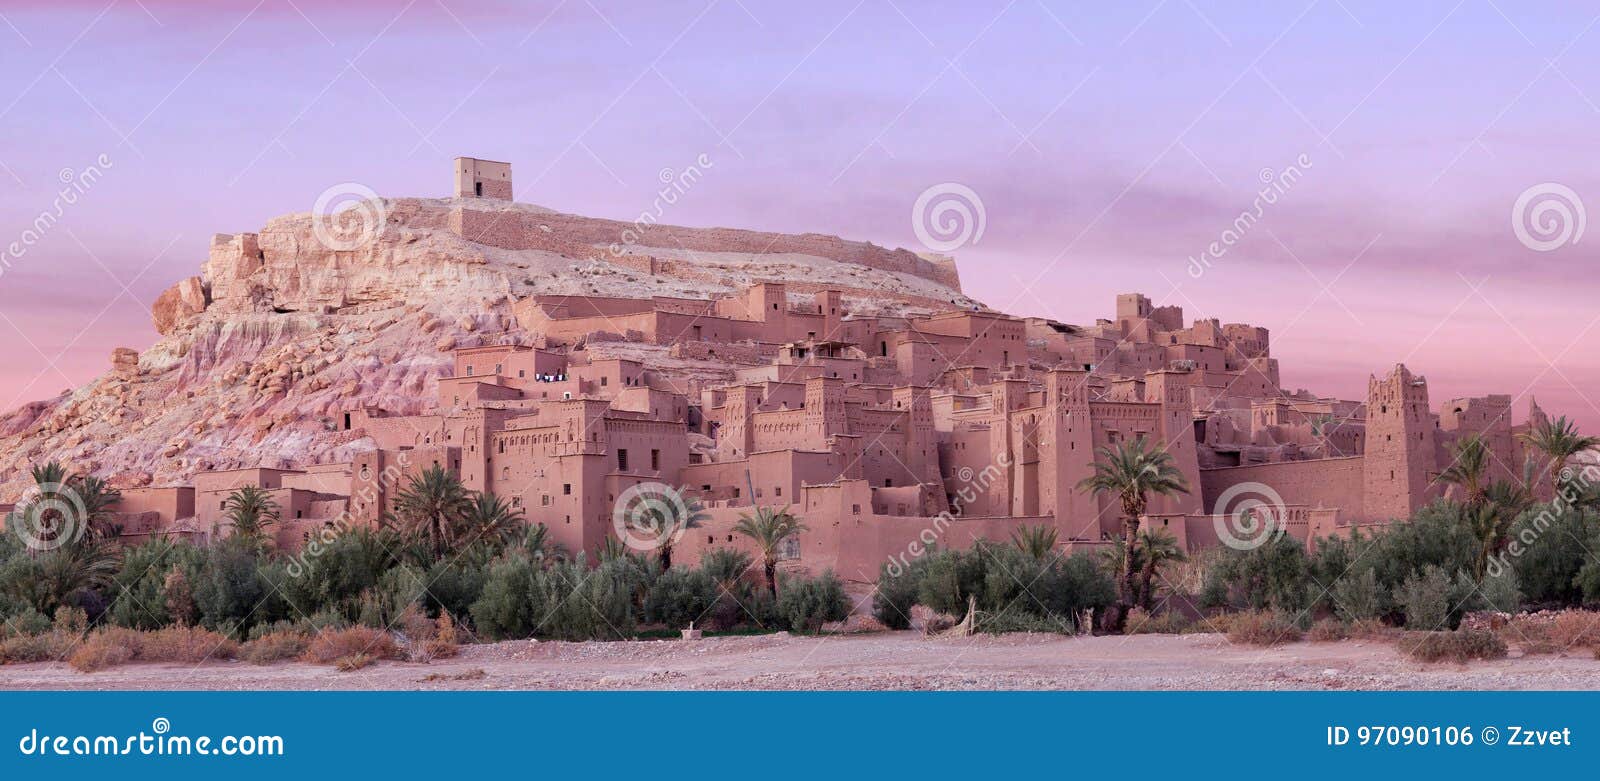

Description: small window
[650,449,660,469]
[617,449,628,470]
[563,484,572,495]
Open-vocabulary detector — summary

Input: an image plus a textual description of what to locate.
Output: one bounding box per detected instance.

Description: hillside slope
[0,197,975,497]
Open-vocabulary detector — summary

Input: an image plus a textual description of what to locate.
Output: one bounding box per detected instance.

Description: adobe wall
[447,205,964,293]
[114,487,195,525]
[1198,456,1365,520]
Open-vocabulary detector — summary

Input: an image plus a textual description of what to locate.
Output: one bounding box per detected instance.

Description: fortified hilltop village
[0,157,1563,583]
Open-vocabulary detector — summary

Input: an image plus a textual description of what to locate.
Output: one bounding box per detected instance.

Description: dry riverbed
[3,631,1600,690]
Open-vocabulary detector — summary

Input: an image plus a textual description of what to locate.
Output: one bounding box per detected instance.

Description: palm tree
[17,461,121,549]
[1464,480,1534,579]
[222,485,280,544]
[390,465,472,561]
[1076,436,1190,631]
[733,504,808,598]
[701,547,754,591]
[516,522,554,561]
[1520,416,1600,493]
[463,491,525,545]
[10,461,122,611]
[1010,524,1059,560]
[1132,528,1186,610]
[36,542,121,613]
[626,486,710,571]
[1438,434,1490,507]
[73,475,123,542]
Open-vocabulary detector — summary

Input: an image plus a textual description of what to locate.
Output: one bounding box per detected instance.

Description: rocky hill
[0,196,977,497]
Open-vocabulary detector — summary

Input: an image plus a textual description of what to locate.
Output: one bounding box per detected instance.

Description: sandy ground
[4,632,1600,690]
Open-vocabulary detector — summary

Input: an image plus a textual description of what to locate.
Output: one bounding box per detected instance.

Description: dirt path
[4,632,1599,690]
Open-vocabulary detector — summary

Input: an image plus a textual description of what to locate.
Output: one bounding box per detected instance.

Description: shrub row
[871,542,1115,633]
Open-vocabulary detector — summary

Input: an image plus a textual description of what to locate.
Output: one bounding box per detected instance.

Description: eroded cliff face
[0,197,974,497]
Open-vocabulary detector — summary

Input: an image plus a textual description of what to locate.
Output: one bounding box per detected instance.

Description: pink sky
[1,1,1597,429]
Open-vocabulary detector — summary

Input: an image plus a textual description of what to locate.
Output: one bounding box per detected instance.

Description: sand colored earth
[3,632,1599,691]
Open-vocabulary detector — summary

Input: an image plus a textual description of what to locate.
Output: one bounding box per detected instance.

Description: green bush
[1396,565,1479,630]
[278,529,398,621]
[872,560,922,630]
[1512,506,1594,605]
[469,553,543,640]
[915,547,987,617]
[469,554,640,641]
[424,546,493,620]
[105,541,202,630]
[643,567,717,629]
[193,539,279,635]
[1398,566,1450,630]
[777,571,850,633]
[2,606,51,638]
[1332,568,1381,622]
[538,557,638,641]
[879,545,1112,633]
[1479,568,1522,614]
[1202,535,1311,614]
[372,563,429,625]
